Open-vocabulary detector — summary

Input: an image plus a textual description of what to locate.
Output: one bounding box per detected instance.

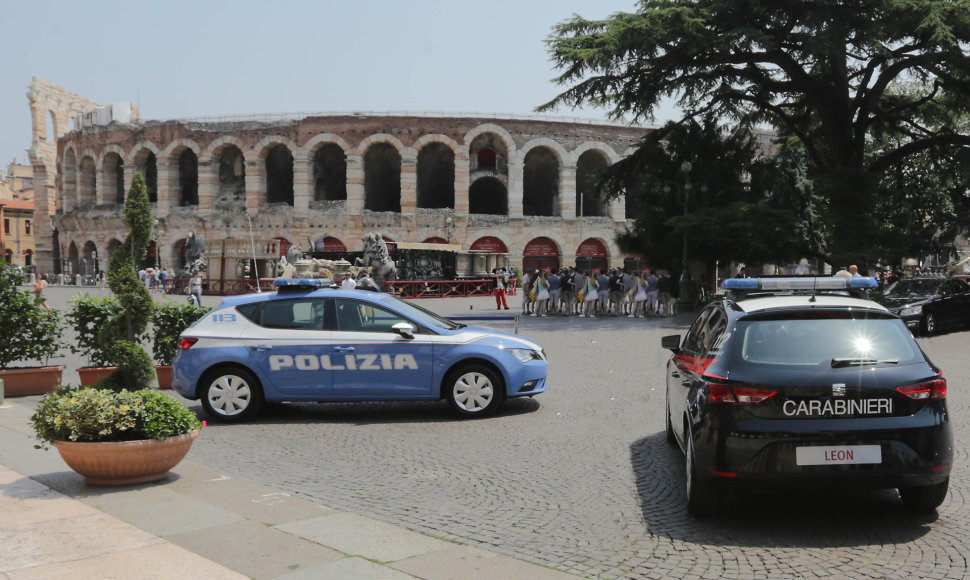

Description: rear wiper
[831,358,899,368]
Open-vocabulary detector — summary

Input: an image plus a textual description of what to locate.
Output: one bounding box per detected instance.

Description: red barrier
[170,278,518,298]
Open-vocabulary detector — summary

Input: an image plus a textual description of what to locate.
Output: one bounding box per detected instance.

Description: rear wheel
[685,430,720,517]
[899,478,948,511]
[445,364,503,418]
[199,366,264,423]
[921,312,937,336]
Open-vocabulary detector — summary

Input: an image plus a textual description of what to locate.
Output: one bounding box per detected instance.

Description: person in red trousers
[493,268,510,310]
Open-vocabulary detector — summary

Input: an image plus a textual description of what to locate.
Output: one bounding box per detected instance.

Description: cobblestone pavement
[30,287,970,578]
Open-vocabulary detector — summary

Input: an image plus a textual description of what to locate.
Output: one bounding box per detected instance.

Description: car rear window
[733,313,923,367]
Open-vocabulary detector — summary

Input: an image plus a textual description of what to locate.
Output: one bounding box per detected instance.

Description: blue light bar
[272,278,334,289]
[722,276,878,291]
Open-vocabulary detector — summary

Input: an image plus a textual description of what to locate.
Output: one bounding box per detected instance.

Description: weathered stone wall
[50,111,652,280]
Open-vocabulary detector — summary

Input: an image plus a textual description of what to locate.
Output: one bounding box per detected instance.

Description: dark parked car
[663,277,952,516]
[874,276,970,335]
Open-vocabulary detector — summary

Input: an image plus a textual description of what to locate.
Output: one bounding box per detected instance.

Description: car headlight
[508,348,542,363]
[900,304,923,317]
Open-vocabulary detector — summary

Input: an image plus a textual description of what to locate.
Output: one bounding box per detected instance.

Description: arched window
[364,143,401,212]
[468,176,508,215]
[477,148,496,170]
[102,152,125,204]
[78,156,96,206]
[576,150,609,218]
[265,145,294,205]
[523,147,559,217]
[313,144,347,201]
[417,143,454,209]
[218,145,246,202]
[178,149,199,206]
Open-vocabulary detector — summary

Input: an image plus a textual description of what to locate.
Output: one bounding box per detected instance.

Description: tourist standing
[583,272,599,318]
[33,274,49,310]
[547,269,561,315]
[493,268,509,310]
[644,269,660,316]
[190,271,203,306]
[341,271,357,290]
[596,269,610,315]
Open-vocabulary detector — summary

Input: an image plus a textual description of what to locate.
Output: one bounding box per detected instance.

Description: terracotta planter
[155,365,173,390]
[0,366,65,397]
[52,430,200,486]
[77,366,118,386]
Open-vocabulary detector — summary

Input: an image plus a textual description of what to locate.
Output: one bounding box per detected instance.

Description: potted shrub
[66,293,125,386]
[0,261,66,396]
[31,386,202,485]
[31,173,202,484]
[151,300,210,389]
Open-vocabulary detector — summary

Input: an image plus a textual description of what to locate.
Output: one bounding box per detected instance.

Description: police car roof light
[272,278,336,292]
[722,276,878,291]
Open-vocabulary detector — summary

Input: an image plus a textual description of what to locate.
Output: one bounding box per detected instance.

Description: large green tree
[610,117,824,272]
[541,0,970,267]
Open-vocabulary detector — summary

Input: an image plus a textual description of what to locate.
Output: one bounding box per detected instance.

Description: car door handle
[681,380,691,387]
[333,346,356,354]
[250,345,272,352]
[670,371,681,378]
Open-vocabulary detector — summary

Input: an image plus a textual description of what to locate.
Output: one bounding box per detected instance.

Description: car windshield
[882,278,942,298]
[381,295,465,330]
[734,313,922,367]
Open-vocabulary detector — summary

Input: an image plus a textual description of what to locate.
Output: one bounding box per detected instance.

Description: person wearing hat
[341,271,357,290]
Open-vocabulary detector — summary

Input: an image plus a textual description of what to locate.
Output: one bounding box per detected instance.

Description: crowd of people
[495,267,677,318]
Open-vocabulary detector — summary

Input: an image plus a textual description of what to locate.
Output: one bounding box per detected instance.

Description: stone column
[345,153,364,214]
[197,160,217,214]
[155,159,175,217]
[561,163,577,218]
[454,153,470,215]
[293,152,311,217]
[400,152,417,214]
[508,155,524,218]
[611,195,626,222]
[246,159,264,215]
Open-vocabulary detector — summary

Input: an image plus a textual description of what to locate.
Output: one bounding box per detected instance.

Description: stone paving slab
[389,544,580,580]
[166,519,345,579]
[276,512,454,562]
[273,556,418,580]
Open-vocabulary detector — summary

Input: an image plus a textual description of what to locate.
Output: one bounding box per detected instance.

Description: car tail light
[896,378,947,400]
[707,381,778,404]
[178,338,199,350]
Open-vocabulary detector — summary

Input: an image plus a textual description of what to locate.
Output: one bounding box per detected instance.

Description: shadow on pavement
[630,432,936,548]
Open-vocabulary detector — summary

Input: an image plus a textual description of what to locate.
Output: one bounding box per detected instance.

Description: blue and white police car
[172,279,548,422]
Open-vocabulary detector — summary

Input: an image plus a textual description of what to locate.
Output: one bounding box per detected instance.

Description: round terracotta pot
[52,430,199,486]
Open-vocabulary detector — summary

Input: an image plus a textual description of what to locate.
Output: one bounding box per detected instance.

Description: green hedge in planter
[151,301,211,366]
[0,262,64,370]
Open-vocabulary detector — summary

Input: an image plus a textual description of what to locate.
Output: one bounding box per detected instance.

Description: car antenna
[809,276,817,302]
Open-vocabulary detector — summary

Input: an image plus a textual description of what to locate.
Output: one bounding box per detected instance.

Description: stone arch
[576,237,610,274]
[463,123,516,157]
[205,137,247,203]
[521,236,563,273]
[306,136,348,202]
[67,240,79,275]
[129,141,160,203]
[361,138,403,212]
[253,139,296,206]
[468,176,508,215]
[46,110,57,142]
[571,141,621,165]
[416,140,455,209]
[576,149,610,218]
[99,145,126,205]
[522,145,562,217]
[81,240,98,276]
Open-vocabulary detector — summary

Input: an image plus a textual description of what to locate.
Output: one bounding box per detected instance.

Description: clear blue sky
[2,0,681,170]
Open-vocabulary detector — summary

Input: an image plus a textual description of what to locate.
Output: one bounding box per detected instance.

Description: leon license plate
[796,445,881,466]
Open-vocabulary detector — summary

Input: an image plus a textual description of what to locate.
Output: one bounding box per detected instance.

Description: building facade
[0,162,36,268]
[28,79,651,286]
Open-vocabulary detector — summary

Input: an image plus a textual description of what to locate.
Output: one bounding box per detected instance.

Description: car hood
[875,295,932,310]
[440,325,543,350]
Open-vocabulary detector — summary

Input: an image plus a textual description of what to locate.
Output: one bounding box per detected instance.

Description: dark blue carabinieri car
[663,277,952,516]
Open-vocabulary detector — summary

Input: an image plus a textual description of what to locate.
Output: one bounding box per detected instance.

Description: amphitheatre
[26,78,651,288]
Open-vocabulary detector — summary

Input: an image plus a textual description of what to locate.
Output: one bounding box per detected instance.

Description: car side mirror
[391,322,415,339]
[661,334,681,352]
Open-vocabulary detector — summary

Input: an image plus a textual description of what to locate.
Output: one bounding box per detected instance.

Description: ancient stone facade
[32,80,653,283]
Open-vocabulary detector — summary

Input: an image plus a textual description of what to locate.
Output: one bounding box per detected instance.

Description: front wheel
[199,366,264,423]
[899,478,948,511]
[445,364,503,418]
